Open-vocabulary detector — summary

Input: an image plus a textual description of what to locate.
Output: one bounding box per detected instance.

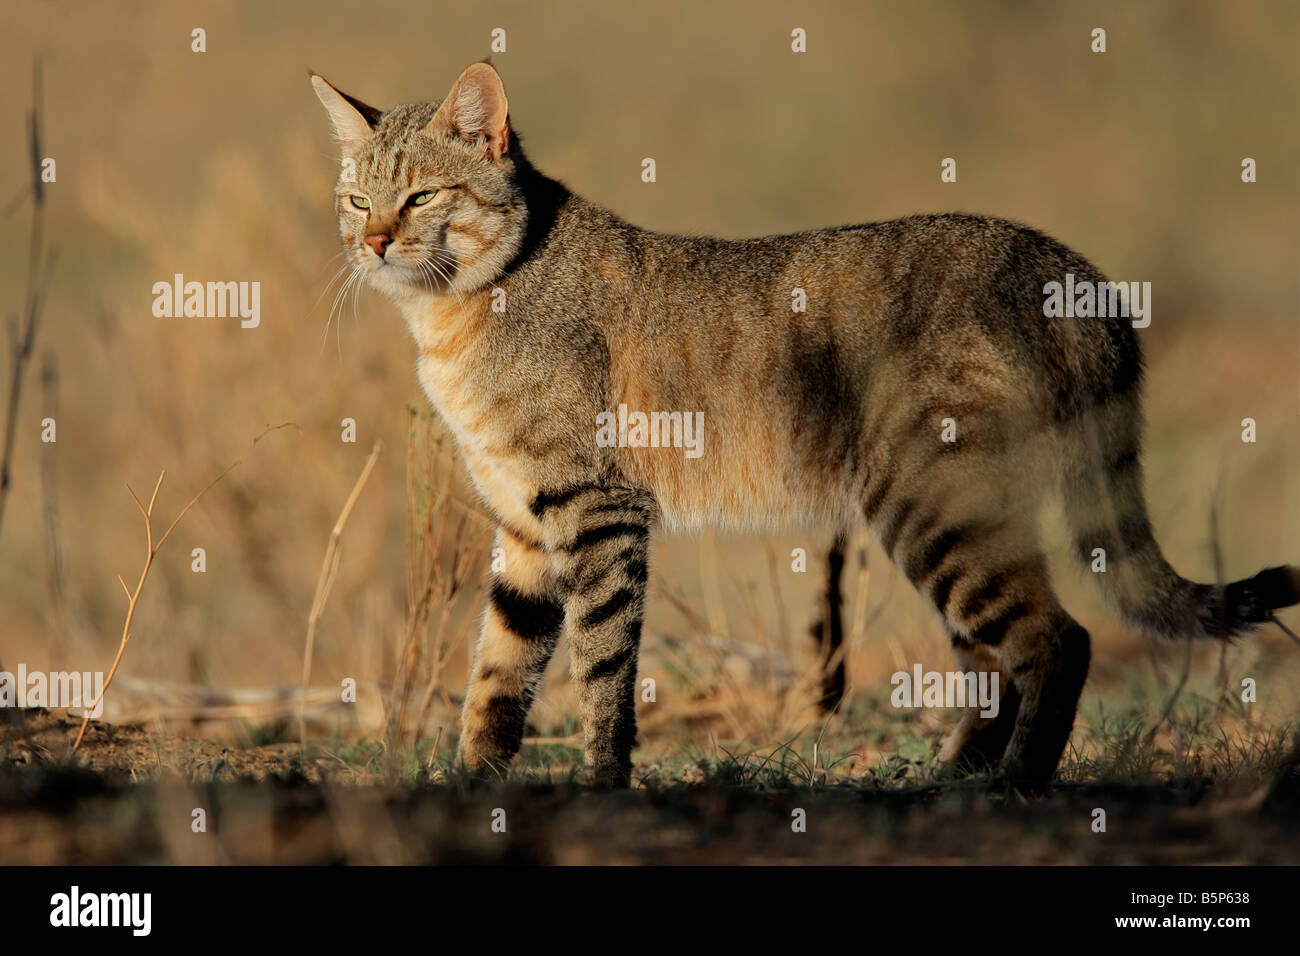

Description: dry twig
[71,428,295,750]
[300,438,384,746]
[0,59,56,542]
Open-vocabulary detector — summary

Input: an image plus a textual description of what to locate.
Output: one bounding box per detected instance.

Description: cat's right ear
[309,72,382,153]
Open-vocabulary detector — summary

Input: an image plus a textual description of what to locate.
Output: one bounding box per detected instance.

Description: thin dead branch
[0,59,57,542]
[300,438,384,746]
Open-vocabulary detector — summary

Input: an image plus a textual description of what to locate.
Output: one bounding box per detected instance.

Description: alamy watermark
[890,665,1000,718]
[152,274,260,328]
[50,886,151,936]
[0,665,104,717]
[595,404,704,459]
[1042,273,1150,328]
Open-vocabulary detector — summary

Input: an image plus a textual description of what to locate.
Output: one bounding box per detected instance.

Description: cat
[312,61,1300,787]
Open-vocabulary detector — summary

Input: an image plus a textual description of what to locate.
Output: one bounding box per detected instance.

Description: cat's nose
[364,233,392,258]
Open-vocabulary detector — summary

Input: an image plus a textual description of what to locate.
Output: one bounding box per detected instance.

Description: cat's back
[695,211,1085,285]
[605,212,1093,321]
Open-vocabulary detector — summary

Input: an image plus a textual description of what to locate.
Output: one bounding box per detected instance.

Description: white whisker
[422,252,465,308]
[324,265,362,359]
[311,261,354,320]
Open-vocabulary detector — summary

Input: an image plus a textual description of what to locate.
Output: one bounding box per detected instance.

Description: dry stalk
[38,350,65,640]
[0,59,56,543]
[763,538,789,642]
[300,438,384,746]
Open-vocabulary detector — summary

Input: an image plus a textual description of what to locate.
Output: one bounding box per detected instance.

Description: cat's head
[311,62,527,299]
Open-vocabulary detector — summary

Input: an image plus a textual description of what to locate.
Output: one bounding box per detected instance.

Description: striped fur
[314,63,1299,786]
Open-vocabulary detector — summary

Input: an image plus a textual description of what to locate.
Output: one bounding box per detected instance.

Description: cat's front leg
[456,525,564,778]
[535,486,654,788]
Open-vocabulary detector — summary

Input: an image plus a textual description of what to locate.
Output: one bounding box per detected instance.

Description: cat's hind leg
[809,533,848,715]
[937,639,1020,771]
[863,417,1088,782]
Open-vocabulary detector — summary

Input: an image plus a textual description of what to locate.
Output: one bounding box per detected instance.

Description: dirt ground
[5,709,1299,865]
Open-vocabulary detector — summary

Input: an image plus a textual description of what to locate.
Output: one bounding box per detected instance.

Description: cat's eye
[349,195,371,210]
[408,190,438,207]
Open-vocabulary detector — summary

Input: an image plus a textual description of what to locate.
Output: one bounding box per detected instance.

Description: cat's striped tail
[1059,389,1300,640]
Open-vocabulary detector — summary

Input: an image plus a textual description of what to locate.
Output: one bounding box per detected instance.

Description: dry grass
[386,407,490,750]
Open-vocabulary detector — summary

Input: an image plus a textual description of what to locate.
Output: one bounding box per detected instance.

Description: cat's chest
[405,302,542,530]
[416,358,501,464]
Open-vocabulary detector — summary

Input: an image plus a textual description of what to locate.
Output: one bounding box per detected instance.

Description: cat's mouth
[361,248,462,293]
[361,255,458,295]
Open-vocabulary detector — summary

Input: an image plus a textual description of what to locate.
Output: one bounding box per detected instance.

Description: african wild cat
[312,62,1299,786]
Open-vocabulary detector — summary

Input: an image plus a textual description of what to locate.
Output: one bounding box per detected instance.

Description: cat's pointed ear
[428,62,510,161]
[310,72,381,152]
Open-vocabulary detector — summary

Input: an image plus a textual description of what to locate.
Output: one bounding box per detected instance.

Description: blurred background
[1,0,1297,762]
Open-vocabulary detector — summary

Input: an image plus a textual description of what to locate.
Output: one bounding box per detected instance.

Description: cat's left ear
[310,72,382,153]
[428,62,510,161]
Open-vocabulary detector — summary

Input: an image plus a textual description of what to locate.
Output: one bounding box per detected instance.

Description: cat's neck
[395,155,636,353]
[499,156,576,278]
[396,282,488,357]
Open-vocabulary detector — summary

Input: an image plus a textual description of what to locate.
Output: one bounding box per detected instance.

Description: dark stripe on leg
[903,526,966,584]
[960,571,1008,621]
[863,470,895,521]
[570,521,648,552]
[970,601,1031,646]
[931,568,961,616]
[530,485,596,518]
[581,645,636,683]
[489,580,564,640]
[623,556,648,586]
[959,559,1040,621]
[589,501,651,518]
[581,587,638,629]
